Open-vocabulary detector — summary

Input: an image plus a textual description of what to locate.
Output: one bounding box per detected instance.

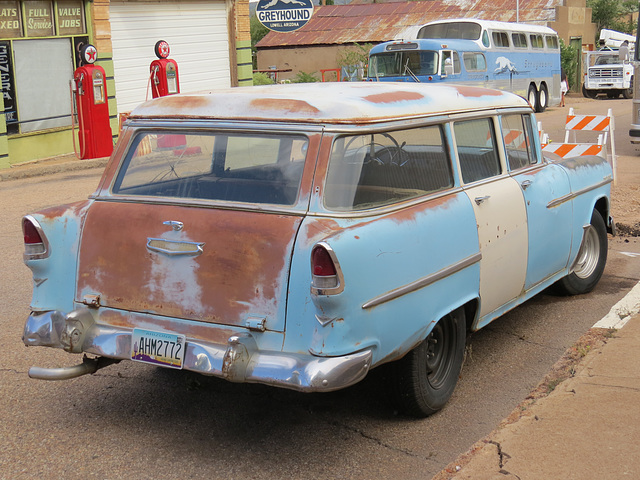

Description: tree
[336,43,373,81]
[587,0,638,36]
[251,15,271,69]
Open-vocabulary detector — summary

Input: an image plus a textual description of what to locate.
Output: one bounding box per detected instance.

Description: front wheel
[555,211,608,295]
[582,85,597,99]
[392,308,466,417]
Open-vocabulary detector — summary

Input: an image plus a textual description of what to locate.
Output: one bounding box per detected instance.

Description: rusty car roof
[128,83,530,125]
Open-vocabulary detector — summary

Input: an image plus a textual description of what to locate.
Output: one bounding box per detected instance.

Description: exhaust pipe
[28,356,119,381]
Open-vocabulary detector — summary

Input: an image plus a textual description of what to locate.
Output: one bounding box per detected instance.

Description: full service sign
[257,0,313,33]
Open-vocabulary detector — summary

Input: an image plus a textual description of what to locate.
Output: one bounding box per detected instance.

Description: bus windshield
[418,22,482,40]
[369,51,438,78]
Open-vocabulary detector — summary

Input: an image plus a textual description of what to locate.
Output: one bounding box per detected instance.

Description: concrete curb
[0,157,109,182]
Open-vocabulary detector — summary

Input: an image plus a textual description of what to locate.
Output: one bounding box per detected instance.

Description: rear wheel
[527,85,538,111]
[392,308,466,417]
[538,84,548,112]
[555,211,607,295]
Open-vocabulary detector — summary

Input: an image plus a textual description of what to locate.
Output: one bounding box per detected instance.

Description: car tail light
[311,243,343,294]
[22,216,49,258]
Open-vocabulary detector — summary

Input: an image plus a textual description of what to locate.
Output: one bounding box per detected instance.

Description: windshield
[368,51,438,78]
[112,131,308,206]
[595,55,620,65]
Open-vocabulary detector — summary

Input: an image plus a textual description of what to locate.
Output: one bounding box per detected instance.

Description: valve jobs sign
[257,0,314,33]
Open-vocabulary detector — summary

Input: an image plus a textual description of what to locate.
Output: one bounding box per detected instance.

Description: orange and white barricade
[541,108,616,182]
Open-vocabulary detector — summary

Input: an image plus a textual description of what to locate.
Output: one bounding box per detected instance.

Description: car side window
[324,125,453,211]
[454,118,501,183]
[501,114,538,170]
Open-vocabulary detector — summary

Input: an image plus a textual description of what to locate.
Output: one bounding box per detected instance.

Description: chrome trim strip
[146,238,204,256]
[362,252,482,309]
[546,177,612,209]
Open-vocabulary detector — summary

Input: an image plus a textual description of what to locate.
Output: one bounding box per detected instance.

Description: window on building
[0,0,88,134]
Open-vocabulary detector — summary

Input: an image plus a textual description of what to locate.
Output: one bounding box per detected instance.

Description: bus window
[454,118,501,183]
[418,21,482,40]
[463,52,487,71]
[441,51,461,75]
[482,30,490,48]
[530,34,544,49]
[492,31,510,48]
[512,33,528,49]
[545,35,559,50]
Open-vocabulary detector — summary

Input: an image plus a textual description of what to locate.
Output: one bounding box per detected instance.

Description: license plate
[131,328,185,369]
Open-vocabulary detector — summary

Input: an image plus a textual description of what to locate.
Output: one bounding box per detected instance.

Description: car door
[500,113,573,289]
[454,117,528,318]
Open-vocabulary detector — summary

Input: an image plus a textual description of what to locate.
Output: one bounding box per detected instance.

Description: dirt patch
[611,183,640,235]
[433,327,616,480]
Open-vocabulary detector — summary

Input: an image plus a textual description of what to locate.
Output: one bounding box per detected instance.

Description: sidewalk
[434,295,640,479]
[0,153,109,182]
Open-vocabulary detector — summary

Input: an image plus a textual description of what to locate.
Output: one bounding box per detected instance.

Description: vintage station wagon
[22,83,613,417]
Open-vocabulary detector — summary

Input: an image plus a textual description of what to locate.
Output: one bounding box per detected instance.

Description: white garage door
[110,1,231,113]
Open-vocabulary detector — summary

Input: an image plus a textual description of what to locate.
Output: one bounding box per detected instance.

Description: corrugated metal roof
[256,0,559,48]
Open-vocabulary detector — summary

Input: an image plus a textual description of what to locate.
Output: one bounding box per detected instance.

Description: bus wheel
[527,85,538,111]
[538,84,548,112]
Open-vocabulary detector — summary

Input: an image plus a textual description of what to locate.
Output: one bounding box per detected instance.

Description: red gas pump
[72,44,113,159]
[150,40,180,98]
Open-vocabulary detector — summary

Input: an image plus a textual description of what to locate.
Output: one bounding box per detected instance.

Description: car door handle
[474,195,490,205]
[520,180,533,190]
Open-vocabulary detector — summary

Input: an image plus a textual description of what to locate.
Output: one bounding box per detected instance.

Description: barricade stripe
[574,116,596,130]
[554,144,576,157]
[584,145,603,156]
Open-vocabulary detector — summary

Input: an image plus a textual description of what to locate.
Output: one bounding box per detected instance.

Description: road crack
[325,418,439,462]
[0,368,27,375]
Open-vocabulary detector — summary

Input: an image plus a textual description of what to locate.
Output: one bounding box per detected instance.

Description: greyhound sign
[256,0,314,33]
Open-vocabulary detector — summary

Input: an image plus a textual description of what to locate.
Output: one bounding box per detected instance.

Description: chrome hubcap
[573,225,599,279]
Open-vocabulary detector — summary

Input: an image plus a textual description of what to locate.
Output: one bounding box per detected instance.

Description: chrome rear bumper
[23,309,372,392]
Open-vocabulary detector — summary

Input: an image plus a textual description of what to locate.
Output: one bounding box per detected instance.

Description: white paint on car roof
[129,82,530,124]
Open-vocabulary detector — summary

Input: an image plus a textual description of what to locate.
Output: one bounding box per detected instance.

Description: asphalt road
[1,97,639,480]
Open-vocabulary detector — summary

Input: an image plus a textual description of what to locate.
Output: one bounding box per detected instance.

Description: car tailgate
[75,200,302,332]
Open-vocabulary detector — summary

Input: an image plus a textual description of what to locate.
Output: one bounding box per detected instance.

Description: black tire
[392,308,466,417]
[555,211,608,295]
[582,85,597,99]
[527,85,538,111]
[623,77,633,99]
[538,84,548,112]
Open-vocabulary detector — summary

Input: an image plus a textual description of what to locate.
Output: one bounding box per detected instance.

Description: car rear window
[324,125,453,211]
[112,132,308,205]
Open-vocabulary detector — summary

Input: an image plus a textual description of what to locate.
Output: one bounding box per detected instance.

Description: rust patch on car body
[363,91,425,104]
[453,86,506,98]
[250,98,321,116]
[76,201,300,332]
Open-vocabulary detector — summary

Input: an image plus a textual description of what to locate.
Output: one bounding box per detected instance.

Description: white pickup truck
[583,48,633,99]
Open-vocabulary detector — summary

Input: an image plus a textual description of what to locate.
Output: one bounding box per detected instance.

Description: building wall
[257,44,362,82]
[0,0,249,169]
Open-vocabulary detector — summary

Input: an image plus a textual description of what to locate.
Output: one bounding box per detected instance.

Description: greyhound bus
[367,19,561,112]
